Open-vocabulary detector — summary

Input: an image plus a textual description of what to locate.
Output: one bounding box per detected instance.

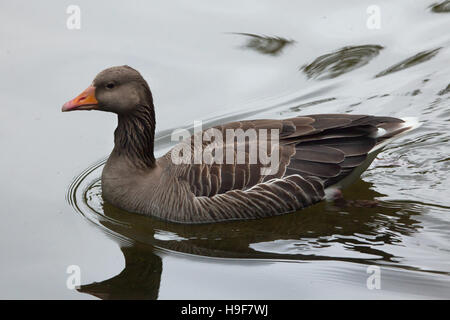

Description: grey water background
[1,0,449,299]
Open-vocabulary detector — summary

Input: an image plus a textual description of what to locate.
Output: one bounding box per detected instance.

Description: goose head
[62,65,153,114]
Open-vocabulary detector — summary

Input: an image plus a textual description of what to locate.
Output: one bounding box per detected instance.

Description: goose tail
[325,116,421,199]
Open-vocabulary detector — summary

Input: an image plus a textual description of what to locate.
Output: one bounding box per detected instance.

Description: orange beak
[62,86,98,112]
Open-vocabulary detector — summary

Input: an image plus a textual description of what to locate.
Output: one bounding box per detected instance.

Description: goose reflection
[78,245,162,300]
[77,178,422,300]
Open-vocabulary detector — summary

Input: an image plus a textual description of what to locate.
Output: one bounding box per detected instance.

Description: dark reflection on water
[73,177,440,299]
[438,83,450,95]
[375,48,441,78]
[232,33,295,56]
[301,45,383,80]
[431,0,450,13]
[78,245,162,300]
[287,97,336,113]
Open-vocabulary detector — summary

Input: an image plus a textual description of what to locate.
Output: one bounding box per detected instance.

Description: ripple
[438,83,450,95]
[430,0,450,13]
[68,158,448,278]
[375,48,441,78]
[232,33,295,56]
[284,97,336,113]
[301,44,383,80]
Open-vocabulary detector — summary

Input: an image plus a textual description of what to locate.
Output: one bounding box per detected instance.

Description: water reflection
[438,83,450,95]
[78,245,162,300]
[301,45,383,80]
[232,33,295,56]
[287,97,336,113]
[75,178,430,299]
[430,0,450,13]
[375,48,441,78]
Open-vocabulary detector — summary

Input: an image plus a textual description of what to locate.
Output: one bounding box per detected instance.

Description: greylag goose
[62,66,419,223]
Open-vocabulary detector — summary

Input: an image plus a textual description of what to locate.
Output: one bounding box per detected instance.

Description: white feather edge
[370,117,422,152]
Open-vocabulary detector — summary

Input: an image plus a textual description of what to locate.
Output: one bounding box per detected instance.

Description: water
[1,0,449,299]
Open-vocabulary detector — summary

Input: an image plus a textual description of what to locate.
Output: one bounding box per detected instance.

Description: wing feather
[162,114,406,222]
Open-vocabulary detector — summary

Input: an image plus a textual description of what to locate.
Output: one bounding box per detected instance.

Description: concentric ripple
[66,126,450,277]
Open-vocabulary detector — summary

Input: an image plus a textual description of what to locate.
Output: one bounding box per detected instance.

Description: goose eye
[106,83,115,89]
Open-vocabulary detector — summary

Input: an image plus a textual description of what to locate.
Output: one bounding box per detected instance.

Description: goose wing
[163,114,409,222]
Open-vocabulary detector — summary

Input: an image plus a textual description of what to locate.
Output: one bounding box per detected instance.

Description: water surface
[1,0,449,299]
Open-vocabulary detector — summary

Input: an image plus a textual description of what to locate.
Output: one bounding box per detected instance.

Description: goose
[62,66,419,223]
